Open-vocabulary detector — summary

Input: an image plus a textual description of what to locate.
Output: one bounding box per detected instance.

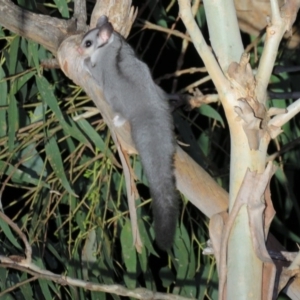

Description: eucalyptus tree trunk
[179,0,300,299]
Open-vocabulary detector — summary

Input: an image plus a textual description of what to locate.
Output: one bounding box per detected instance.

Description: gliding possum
[77,16,178,250]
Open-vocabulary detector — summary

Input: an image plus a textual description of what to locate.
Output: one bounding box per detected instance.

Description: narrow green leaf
[11,71,35,95]
[53,0,70,18]
[31,101,47,123]
[137,245,147,273]
[36,279,53,299]
[0,161,49,187]
[143,269,155,291]
[97,257,116,285]
[45,135,77,196]
[196,4,207,27]
[76,118,113,158]
[210,270,219,299]
[0,268,16,300]
[8,36,20,75]
[46,242,63,264]
[179,223,192,255]
[64,135,77,155]
[138,218,157,256]
[0,218,22,250]
[65,115,92,147]
[76,210,87,232]
[19,143,48,179]
[121,219,137,272]
[28,40,40,70]
[101,232,115,272]
[0,66,7,138]
[197,263,213,299]
[148,0,176,48]
[17,0,36,10]
[36,268,52,298]
[0,293,14,300]
[44,278,59,297]
[120,219,137,288]
[36,76,91,147]
[91,291,107,300]
[19,273,33,298]
[7,94,18,152]
[199,104,225,127]
[173,224,189,283]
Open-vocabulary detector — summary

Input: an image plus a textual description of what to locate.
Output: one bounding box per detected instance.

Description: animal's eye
[85,40,92,48]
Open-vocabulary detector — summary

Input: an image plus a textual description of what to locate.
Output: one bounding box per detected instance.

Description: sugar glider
[77,16,178,250]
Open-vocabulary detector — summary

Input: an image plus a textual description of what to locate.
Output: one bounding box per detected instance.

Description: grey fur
[78,17,178,250]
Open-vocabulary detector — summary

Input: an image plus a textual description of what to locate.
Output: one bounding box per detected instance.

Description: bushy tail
[131,112,178,250]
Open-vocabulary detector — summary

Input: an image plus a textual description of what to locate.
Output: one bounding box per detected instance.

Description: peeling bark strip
[210,164,275,299]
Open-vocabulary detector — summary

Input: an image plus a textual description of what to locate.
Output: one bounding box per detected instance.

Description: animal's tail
[131,111,178,250]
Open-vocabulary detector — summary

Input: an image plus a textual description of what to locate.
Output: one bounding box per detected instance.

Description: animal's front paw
[113,114,127,127]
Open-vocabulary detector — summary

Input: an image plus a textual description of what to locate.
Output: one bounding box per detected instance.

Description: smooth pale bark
[179,0,263,297]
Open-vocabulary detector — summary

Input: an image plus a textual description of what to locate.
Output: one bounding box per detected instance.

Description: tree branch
[0,256,190,300]
[269,98,300,130]
[177,0,228,94]
[202,0,244,71]
[0,0,77,54]
[73,0,87,32]
[255,0,300,103]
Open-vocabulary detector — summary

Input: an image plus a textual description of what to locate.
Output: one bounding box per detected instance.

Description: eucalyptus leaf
[8,36,20,75]
[11,71,35,95]
[28,40,40,70]
[0,161,49,187]
[44,135,77,196]
[0,218,22,250]
[7,94,18,152]
[53,0,70,18]
[120,219,137,288]
[0,66,7,138]
[36,76,91,147]
[199,104,224,127]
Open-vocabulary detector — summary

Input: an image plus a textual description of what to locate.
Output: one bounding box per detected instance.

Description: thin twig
[0,256,191,300]
[155,67,207,84]
[116,136,143,253]
[0,276,38,297]
[141,20,192,42]
[269,98,300,128]
[0,211,32,264]
[255,0,293,104]
[267,136,300,161]
[178,75,211,93]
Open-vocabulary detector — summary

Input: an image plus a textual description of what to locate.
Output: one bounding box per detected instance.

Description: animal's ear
[96,15,109,28]
[97,23,114,44]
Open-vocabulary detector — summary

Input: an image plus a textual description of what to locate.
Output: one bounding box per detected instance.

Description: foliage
[0,0,299,299]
